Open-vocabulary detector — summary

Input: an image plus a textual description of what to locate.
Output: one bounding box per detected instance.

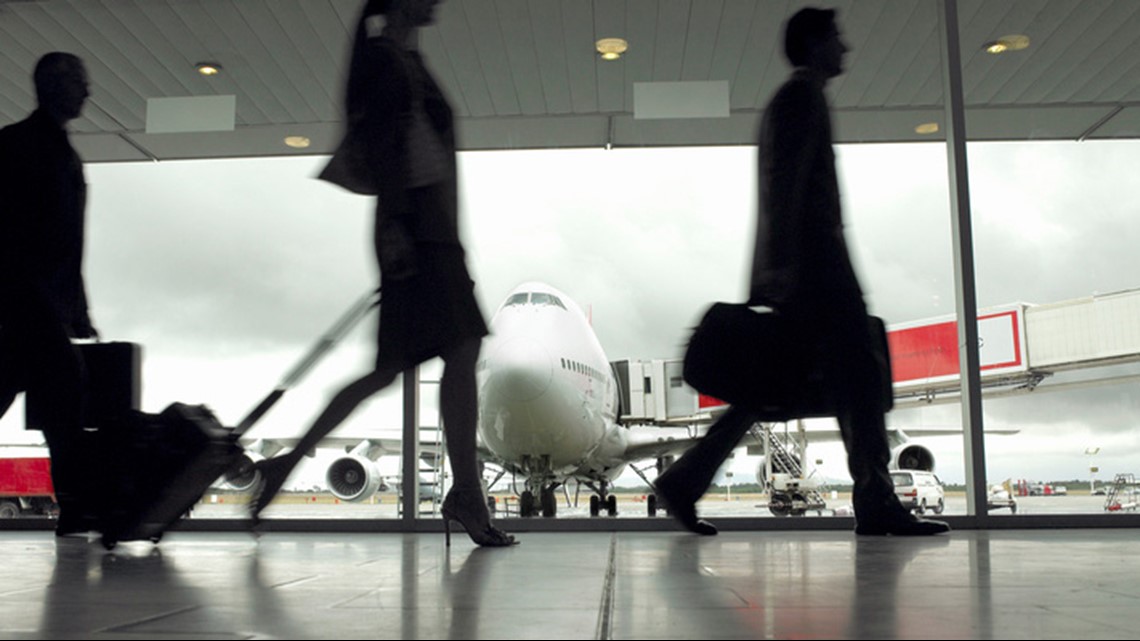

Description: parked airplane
[219,282,1018,518]
[223,282,703,517]
[475,282,702,517]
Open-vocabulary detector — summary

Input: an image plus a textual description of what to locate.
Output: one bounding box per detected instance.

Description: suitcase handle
[234,288,381,435]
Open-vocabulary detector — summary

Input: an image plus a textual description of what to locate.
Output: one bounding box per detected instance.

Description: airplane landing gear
[540,485,558,518]
[647,494,658,517]
[519,483,560,518]
[520,490,538,517]
[583,479,619,517]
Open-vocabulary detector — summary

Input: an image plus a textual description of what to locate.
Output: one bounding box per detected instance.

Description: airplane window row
[502,292,567,310]
[560,358,604,383]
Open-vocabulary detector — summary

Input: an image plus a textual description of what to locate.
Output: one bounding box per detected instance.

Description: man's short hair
[33,52,82,102]
[364,0,392,16]
[784,7,838,67]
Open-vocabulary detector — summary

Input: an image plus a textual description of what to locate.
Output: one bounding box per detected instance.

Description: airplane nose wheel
[519,491,538,517]
[540,486,557,518]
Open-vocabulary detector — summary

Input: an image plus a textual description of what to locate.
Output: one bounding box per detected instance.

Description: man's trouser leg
[657,405,757,500]
[828,321,899,521]
[9,312,92,525]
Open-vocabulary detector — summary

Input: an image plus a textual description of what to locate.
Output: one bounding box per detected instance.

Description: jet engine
[326,455,383,502]
[890,443,935,472]
[223,451,265,492]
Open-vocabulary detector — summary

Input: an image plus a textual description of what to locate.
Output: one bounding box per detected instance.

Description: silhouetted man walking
[657,8,949,537]
[0,52,99,535]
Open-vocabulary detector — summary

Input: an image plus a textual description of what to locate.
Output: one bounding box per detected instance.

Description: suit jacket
[0,109,92,334]
[749,69,864,321]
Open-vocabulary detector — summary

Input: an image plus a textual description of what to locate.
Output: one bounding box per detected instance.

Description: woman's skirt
[375,243,488,372]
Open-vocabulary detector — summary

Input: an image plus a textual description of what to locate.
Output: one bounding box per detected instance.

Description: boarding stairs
[395,422,447,517]
[752,423,829,517]
[1105,473,1139,512]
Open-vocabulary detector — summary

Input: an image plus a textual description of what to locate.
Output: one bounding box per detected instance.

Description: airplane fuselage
[477,283,625,486]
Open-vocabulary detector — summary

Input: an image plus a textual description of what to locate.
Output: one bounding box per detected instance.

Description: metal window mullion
[940,0,988,519]
[402,367,421,526]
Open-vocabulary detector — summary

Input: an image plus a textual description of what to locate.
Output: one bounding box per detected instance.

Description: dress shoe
[54,515,99,538]
[440,487,517,548]
[855,510,950,536]
[248,456,297,526]
[654,474,718,536]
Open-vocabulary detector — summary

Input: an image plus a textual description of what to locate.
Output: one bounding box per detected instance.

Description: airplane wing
[622,434,705,462]
[241,435,442,461]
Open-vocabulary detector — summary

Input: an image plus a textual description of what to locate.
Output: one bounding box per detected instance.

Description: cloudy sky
[3,138,1140,493]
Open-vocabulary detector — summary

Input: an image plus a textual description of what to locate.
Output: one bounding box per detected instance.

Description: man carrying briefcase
[0,53,100,536]
[656,8,948,537]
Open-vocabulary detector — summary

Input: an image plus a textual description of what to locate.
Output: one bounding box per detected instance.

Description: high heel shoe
[440,488,518,548]
[249,456,297,527]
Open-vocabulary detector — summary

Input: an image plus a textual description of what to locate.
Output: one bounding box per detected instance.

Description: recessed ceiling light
[984,34,1030,54]
[284,136,311,149]
[596,38,628,61]
[915,122,940,135]
[196,62,223,76]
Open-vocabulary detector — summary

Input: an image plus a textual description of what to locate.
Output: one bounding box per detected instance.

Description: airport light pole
[1086,447,1100,494]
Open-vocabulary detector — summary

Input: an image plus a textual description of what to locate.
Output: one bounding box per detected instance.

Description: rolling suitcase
[99,403,241,548]
[98,289,380,549]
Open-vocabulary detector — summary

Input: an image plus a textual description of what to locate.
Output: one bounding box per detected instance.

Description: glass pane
[970,141,1140,517]
[76,157,407,521]
[960,0,1140,517]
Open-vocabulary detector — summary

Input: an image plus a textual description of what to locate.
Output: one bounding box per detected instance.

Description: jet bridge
[616,288,1140,425]
[617,289,1140,510]
[893,288,1140,407]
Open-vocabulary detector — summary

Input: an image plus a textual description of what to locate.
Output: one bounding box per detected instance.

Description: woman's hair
[346,1,389,112]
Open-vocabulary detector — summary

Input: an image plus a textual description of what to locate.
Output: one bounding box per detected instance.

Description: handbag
[682,303,893,422]
[318,46,446,195]
[318,131,377,196]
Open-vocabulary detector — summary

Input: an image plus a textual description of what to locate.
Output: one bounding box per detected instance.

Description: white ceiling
[1,0,1138,163]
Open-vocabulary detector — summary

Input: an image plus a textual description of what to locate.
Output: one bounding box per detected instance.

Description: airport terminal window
[35,1,1138,532]
[969,139,1140,516]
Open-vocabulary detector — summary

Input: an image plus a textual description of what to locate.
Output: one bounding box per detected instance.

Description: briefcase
[25,341,141,430]
[682,303,893,422]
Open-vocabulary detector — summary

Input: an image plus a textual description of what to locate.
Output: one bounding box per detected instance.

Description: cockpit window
[531,293,567,310]
[503,291,567,310]
[504,293,529,308]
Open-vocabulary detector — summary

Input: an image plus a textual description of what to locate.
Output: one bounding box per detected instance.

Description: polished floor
[0,528,1136,639]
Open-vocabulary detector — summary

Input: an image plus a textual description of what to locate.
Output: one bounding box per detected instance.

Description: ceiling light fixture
[284,136,311,149]
[915,122,940,135]
[984,34,1030,54]
[195,62,223,76]
[595,38,628,61]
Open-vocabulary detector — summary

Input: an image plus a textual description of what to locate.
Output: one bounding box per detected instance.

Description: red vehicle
[0,448,57,518]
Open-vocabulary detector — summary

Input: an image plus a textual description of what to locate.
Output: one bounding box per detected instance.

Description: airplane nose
[487,338,552,402]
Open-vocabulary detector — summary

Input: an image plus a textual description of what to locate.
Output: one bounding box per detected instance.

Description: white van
[891,470,945,515]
